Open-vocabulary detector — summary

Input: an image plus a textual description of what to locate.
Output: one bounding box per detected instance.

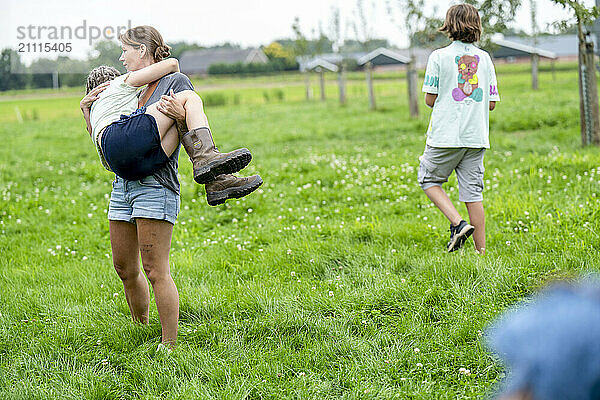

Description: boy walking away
[418,4,500,254]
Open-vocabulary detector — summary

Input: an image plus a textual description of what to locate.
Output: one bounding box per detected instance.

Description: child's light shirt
[90,74,145,170]
[422,40,500,148]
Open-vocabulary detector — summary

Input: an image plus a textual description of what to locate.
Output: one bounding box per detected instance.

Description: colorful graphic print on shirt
[424,74,439,88]
[452,54,483,102]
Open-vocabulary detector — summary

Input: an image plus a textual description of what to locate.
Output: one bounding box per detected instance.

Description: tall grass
[0,63,598,399]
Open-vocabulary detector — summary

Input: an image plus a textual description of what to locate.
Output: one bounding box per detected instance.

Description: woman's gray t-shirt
[145,72,194,195]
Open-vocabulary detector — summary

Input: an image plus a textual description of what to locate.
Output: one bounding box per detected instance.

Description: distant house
[297,53,358,72]
[357,48,411,67]
[180,48,268,75]
[298,47,433,72]
[490,35,586,62]
[304,58,338,72]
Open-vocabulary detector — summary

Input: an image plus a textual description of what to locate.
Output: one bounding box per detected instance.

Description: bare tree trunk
[304,72,312,101]
[584,38,600,145]
[577,22,600,145]
[52,71,59,90]
[365,62,376,110]
[338,66,346,106]
[319,69,326,101]
[531,53,539,90]
[407,59,419,118]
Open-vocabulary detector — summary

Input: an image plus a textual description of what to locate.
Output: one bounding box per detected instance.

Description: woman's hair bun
[154,44,171,61]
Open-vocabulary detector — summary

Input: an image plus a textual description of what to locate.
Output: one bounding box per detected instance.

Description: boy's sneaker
[205,173,263,206]
[447,220,475,252]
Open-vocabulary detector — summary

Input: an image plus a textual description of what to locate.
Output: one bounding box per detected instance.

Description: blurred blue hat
[486,281,600,400]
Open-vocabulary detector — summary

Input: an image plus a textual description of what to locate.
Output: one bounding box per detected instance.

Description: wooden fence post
[304,71,312,101]
[531,53,539,90]
[319,68,326,101]
[407,59,419,118]
[365,62,376,110]
[338,65,346,106]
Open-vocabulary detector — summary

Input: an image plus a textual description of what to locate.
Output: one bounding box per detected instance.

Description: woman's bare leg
[136,218,179,346]
[109,220,150,323]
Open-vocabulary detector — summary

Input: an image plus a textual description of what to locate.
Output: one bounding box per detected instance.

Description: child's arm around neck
[124,58,179,88]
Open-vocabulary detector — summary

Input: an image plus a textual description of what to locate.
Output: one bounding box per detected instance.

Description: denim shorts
[107,175,180,225]
[418,145,485,203]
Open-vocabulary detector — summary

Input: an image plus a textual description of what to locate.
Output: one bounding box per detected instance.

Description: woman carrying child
[80,26,261,348]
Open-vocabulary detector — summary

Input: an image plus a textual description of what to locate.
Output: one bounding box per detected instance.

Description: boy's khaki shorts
[418,145,485,203]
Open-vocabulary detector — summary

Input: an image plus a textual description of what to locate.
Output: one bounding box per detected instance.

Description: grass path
[0,65,598,399]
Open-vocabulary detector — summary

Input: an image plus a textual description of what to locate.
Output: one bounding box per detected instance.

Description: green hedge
[208,60,298,75]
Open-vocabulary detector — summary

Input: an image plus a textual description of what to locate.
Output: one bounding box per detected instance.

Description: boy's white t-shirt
[422,40,500,148]
[89,73,144,170]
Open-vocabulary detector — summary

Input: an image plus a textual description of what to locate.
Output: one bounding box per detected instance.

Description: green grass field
[1,64,598,399]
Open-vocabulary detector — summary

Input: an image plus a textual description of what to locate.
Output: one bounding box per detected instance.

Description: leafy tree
[550,0,600,145]
[339,39,389,53]
[263,42,297,68]
[169,41,204,59]
[28,58,59,88]
[463,0,522,49]
[387,0,431,118]
[291,17,309,58]
[88,40,125,72]
[410,17,449,48]
[352,0,377,51]
[0,49,28,91]
[329,6,343,53]
[313,25,333,55]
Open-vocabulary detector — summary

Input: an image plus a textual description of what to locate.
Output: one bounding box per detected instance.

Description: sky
[0,0,591,65]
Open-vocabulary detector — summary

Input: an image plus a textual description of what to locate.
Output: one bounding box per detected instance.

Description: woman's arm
[125,59,179,88]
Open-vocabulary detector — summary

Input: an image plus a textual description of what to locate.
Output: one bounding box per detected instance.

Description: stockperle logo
[16,20,134,46]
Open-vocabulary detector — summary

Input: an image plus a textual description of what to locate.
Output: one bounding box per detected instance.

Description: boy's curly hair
[86,66,121,94]
[438,4,482,44]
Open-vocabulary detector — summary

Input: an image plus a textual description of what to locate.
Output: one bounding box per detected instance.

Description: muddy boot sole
[207,176,263,206]
[194,149,252,184]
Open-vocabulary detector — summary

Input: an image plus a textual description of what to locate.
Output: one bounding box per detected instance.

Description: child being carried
[84,59,262,206]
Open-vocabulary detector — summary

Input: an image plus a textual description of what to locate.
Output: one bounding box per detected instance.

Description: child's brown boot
[205,173,263,206]
[180,127,251,184]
